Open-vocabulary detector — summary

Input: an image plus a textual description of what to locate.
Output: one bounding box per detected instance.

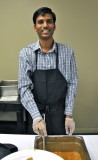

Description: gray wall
[0,0,98,133]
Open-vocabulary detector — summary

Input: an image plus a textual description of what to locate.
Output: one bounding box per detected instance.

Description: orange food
[26,158,33,160]
[53,151,81,160]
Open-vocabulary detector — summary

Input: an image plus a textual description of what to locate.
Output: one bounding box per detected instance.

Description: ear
[54,24,56,30]
[34,24,37,31]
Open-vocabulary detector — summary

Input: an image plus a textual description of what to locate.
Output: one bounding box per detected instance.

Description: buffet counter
[0,134,97,160]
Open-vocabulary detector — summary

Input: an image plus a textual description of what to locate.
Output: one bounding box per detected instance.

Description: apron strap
[35,43,59,69]
[35,49,38,70]
[56,43,58,69]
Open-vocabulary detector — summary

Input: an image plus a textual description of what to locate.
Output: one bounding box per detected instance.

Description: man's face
[34,13,56,40]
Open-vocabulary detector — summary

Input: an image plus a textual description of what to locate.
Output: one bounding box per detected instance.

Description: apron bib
[28,44,67,135]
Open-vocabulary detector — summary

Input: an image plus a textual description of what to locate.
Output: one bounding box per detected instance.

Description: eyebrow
[37,19,54,24]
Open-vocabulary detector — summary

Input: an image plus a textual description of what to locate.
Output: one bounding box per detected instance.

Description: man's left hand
[65,118,75,135]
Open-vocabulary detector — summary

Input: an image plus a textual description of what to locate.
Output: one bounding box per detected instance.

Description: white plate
[1,149,64,160]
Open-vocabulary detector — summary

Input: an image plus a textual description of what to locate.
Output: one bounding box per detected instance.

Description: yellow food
[53,151,81,160]
[26,157,33,160]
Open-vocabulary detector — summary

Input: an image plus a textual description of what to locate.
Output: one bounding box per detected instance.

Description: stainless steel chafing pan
[0,80,18,96]
[34,135,91,160]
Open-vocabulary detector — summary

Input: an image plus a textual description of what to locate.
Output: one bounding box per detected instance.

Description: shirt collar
[33,40,57,53]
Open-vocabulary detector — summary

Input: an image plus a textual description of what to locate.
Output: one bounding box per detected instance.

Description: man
[18,7,78,136]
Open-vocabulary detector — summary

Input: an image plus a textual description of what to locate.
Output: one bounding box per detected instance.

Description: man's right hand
[33,117,47,136]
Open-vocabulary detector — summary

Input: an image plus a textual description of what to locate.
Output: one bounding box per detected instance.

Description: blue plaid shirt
[18,41,78,120]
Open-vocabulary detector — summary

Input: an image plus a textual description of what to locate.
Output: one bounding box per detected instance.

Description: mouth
[42,29,50,33]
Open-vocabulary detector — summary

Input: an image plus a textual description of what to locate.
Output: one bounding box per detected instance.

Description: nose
[43,21,48,27]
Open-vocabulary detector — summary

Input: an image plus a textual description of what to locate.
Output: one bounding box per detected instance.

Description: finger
[38,123,46,136]
[39,129,44,136]
[65,126,69,134]
[66,126,72,135]
[34,129,40,135]
[43,128,47,136]
[71,124,75,134]
[69,128,72,135]
[34,124,41,135]
[39,121,47,135]
[41,127,47,136]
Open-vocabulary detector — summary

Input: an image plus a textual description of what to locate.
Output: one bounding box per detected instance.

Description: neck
[39,38,54,53]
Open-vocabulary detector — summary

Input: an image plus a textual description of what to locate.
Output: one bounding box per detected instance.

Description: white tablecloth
[0,134,98,160]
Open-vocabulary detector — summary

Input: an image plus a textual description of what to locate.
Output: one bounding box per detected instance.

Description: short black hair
[33,7,56,24]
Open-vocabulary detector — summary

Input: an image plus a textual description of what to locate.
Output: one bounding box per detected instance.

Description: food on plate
[53,151,81,160]
[26,157,33,160]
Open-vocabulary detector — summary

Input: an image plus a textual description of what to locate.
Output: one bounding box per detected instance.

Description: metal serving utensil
[43,136,45,150]
[42,114,46,150]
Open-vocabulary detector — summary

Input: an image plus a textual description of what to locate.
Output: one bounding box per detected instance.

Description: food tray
[34,135,91,160]
[0,80,18,101]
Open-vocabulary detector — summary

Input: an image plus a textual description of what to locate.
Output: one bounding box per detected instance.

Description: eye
[46,19,54,24]
[37,20,44,24]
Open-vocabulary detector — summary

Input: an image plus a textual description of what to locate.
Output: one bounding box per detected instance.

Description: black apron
[27,44,67,135]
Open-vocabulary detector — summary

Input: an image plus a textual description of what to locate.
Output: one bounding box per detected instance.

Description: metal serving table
[0,80,25,134]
